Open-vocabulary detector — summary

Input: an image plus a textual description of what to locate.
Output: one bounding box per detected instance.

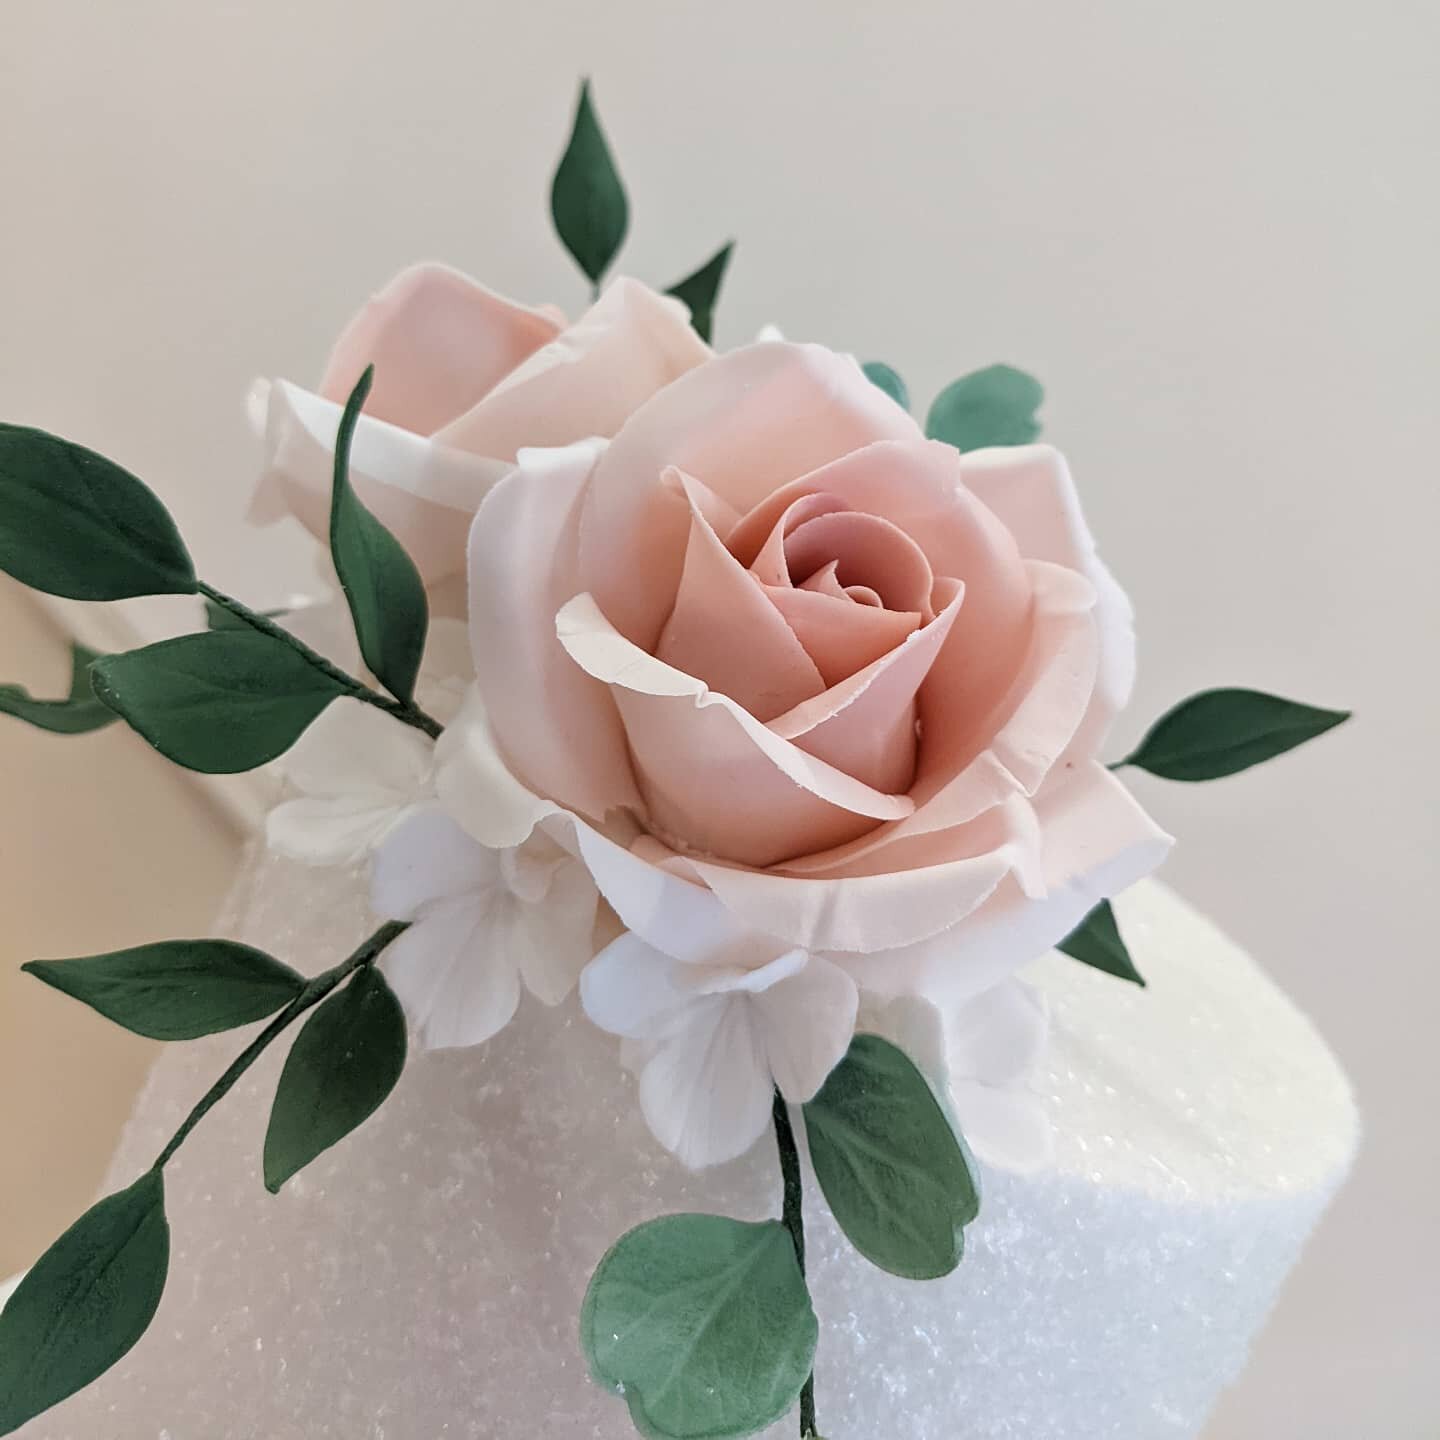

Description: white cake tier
[18,853,1357,1439]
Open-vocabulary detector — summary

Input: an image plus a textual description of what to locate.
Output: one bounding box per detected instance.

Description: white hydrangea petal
[638,996,775,1169]
[755,957,858,1103]
[266,794,415,865]
[950,1079,1055,1174]
[510,857,599,1006]
[855,992,949,1086]
[281,698,433,801]
[580,933,694,1041]
[946,979,1049,1088]
[381,895,521,1051]
[371,810,494,920]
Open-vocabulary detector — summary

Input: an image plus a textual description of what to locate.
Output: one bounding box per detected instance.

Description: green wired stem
[772,1091,819,1439]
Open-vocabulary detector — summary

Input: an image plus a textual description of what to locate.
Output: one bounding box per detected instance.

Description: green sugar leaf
[551,78,629,287]
[0,642,116,735]
[23,940,305,1040]
[1057,900,1144,986]
[1116,688,1351,781]
[803,1033,979,1280]
[925,364,1044,452]
[0,1171,169,1435]
[0,425,195,600]
[329,367,429,705]
[264,966,406,1193]
[665,241,734,344]
[581,1213,816,1440]
[861,361,910,411]
[90,630,348,773]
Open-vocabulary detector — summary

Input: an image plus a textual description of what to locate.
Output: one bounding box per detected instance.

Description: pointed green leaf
[1116,688,1351,781]
[0,425,195,600]
[861,361,909,411]
[329,367,429,704]
[0,1171,169,1435]
[90,630,348,773]
[264,966,406,1193]
[0,643,116,735]
[1057,900,1144,985]
[665,241,733,344]
[803,1033,978,1280]
[551,78,629,286]
[23,940,305,1040]
[581,1214,816,1440]
[925,364,1044,451]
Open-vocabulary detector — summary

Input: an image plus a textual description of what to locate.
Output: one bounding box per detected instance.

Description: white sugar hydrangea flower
[861,979,1053,1173]
[370,809,598,1050]
[580,924,858,1171]
[266,699,434,865]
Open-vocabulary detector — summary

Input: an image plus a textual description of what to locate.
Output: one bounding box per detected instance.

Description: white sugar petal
[266,794,414,865]
[756,957,858,1103]
[371,810,494,919]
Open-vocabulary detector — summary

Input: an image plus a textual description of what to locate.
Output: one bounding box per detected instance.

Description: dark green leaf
[581,1214,816,1440]
[550,78,629,286]
[861,361,910,411]
[0,1171,169,1435]
[665,241,733,344]
[1057,900,1144,986]
[925,364,1044,451]
[264,966,406,1193]
[803,1033,978,1280]
[90,630,348,773]
[328,367,429,704]
[23,940,305,1040]
[1116,688,1351,781]
[0,643,116,735]
[0,425,195,600]
[205,598,285,631]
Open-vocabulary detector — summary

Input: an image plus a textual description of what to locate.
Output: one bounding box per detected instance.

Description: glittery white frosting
[16,855,1357,1439]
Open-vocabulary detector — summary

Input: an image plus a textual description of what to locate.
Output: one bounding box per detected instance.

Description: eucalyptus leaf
[1057,900,1144,986]
[264,966,406,1193]
[925,364,1044,451]
[861,361,909,411]
[551,78,629,286]
[1116,688,1350,781]
[0,424,195,600]
[328,367,429,705]
[23,940,305,1040]
[0,643,116,735]
[581,1214,816,1440]
[0,1171,169,1435]
[665,241,733,344]
[803,1033,978,1279]
[90,630,348,773]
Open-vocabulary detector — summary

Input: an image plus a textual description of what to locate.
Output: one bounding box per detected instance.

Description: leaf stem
[772,1091,818,1439]
[196,582,442,739]
[152,920,409,1171]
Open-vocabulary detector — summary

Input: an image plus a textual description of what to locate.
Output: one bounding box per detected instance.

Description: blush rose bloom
[249,263,710,603]
[437,340,1171,1167]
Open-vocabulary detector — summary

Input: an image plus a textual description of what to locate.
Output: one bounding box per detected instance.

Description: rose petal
[557,592,913,866]
[319,263,562,436]
[960,444,1135,756]
[578,342,921,649]
[755,957,858,1102]
[437,278,710,461]
[762,587,923,690]
[467,442,643,825]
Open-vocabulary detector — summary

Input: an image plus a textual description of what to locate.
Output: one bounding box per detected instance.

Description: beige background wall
[1,2,1436,1434]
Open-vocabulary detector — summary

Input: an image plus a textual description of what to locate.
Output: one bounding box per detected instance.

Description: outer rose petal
[437,279,711,461]
[578,342,921,650]
[960,445,1135,756]
[251,379,508,586]
[467,443,642,826]
[319,262,562,436]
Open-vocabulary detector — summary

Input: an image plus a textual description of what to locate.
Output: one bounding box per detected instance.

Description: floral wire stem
[152,919,410,1171]
[772,1091,819,1438]
[196,581,443,740]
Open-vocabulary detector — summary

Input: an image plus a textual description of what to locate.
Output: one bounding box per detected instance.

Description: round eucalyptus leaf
[861,360,910,411]
[925,364,1043,451]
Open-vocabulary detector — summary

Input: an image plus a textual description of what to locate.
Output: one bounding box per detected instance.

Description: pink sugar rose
[437,339,1171,1166]
[249,263,710,601]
